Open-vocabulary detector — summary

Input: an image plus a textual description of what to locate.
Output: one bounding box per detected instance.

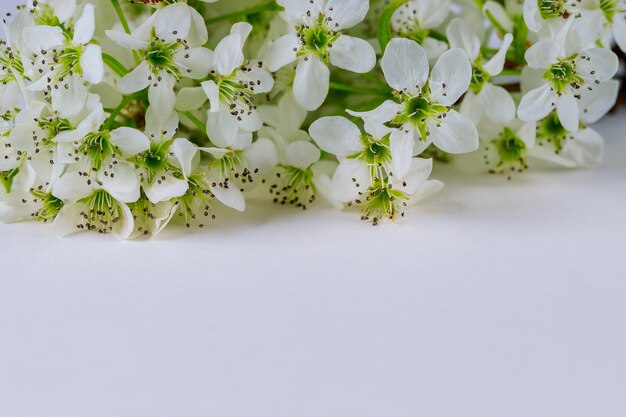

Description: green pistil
[492,127,528,169]
[270,165,316,209]
[208,150,250,183]
[142,39,180,78]
[176,173,215,228]
[538,0,569,19]
[0,43,25,82]
[600,0,626,22]
[394,91,448,140]
[54,45,82,80]
[0,168,19,193]
[544,57,582,94]
[31,189,64,222]
[213,75,256,111]
[296,16,340,63]
[38,117,72,144]
[33,4,62,27]
[403,25,430,44]
[360,180,408,225]
[470,63,490,94]
[77,131,119,171]
[351,133,392,168]
[78,190,124,233]
[538,111,571,153]
[135,140,173,182]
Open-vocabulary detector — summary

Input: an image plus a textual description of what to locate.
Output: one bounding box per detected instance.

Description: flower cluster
[0,0,623,237]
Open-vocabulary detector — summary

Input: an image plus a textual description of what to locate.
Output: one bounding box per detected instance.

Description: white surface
[2,1,626,416]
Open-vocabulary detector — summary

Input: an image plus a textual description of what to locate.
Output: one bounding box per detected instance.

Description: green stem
[111,0,141,65]
[498,69,521,77]
[377,0,410,51]
[102,53,129,77]
[361,72,389,90]
[329,82,388,97]
[103,91,143,130]
[181,111,206,135]
[111,0,131,33]
[204,0,281,25]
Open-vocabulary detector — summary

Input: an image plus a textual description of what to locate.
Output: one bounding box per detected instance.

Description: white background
[1,1,626,416]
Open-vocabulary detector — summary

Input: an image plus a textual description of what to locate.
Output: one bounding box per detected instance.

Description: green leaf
[377,0,409,52]
[0,168,19,193]
[204,0,282,25]
[102,53,129,77]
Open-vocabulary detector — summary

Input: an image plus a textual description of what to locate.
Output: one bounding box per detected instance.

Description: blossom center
[77,131,119,171]
[296,17,339,62]
[544,57,582,94]
[537,111,571,152]
[394,91,448,139]
[78,190,124,233]
[360,179,409,225]
[142,40,180,78]
[31,188,64,222]
[269,166,316,209]
[538,0,571,19]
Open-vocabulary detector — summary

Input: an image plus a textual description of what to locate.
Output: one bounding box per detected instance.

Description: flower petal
[517,84,555,122]
[285,140,320,169]
[214,33,244,75]
[309,116,362,158]
[109,127,151,157]
[556,94,579,133]
[266,33,299,72]
[381,38,429,93]
[428,110,478,154]
[117,61,152,94]
[325,0,370,30]
[390,129,414,179]
[293,56,330,111]
[429,48,472,106]
[72,3,95,45]
[329,35,376,73]
[80,44,104,84]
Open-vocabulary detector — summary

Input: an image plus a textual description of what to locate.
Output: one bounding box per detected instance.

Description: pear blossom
[106,2,212,115]
[349,38,479,156]
[529,79,619,167]
[447,18,516,124]
[391,0,451,60]
[474,106,537,177]
[200,22,274,148]
[517,20,619,132]
[0,0,623,236]
[266,0,376,110]
[23,3,104,116]
[136,109,200,204]
[309,115,442,223]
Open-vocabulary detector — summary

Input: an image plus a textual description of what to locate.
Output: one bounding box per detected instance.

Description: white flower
[517,20,619,132]
[106,2,212,115]
[23,3,104,116]
[447,18,516,125]
[309,115,441,223]
[0,38,27,114]
[27,0,77,26]
[137,110,199,204]
[200,23,274,148]
[529,79,619,167]
[52,188,135,238]
[391,0,452,60]
[348,38,479,156]
[266,0,376,110]
[50,100,149,207]
[253,95,337,209]
[476,113,537,177]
